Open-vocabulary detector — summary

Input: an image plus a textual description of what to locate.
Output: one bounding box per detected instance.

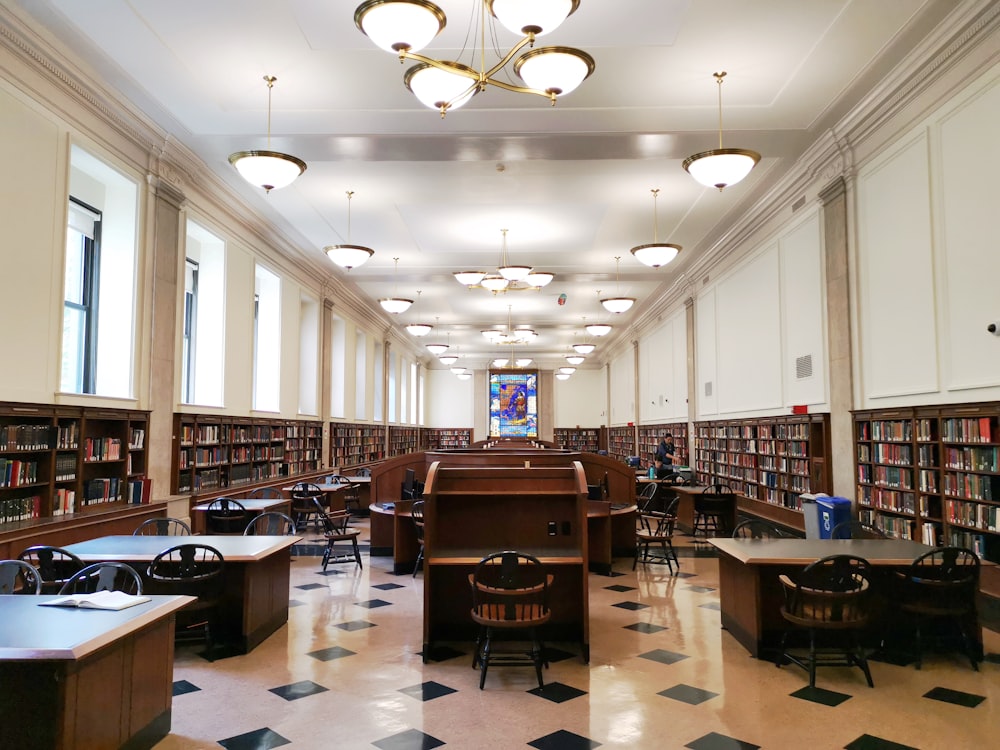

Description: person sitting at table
[653,459,674,480]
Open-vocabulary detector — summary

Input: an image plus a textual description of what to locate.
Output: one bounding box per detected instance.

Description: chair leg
[478,628,492,690]
[852,631,874,687]
[808,629,817,689]
[413,544,424,578]
[352,537,363,569]
[531,628,545,688]
[321,541,331,571]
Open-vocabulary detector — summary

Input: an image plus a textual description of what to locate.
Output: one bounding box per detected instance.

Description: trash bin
[817,496,852,539]
[800,494,821,539]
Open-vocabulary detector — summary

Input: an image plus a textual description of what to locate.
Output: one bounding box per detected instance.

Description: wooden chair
[693,483,735,538]
[329,475,362,516]
[147,544,225,647]
[133,517,192,536]
[58,562,143,596]
[411,500,425,578]
[312,498,363,571]
[290,482,325,531]
[732,518,791,540]
[205,497,249,534]
[243,512,297,536]
[17,545,85,594]
[634,497,680,574]
[0,559,42,594]
[469,551,553,689]
[896,546,980,670]
[830,519,888,540]
[777,554,874,689]
[247,487,284,500]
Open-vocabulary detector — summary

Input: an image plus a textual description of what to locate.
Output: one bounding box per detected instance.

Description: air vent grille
[795,354,813,379]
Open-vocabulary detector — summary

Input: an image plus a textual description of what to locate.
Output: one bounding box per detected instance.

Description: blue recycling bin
[817,496,852,539]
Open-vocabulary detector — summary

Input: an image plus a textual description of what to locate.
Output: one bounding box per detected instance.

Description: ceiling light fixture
[572,343,595,355]
[565,355,585,365]
[229,75,306,193]
[440,355,459,366]
[378,257,413,314]
[454,270,487,286]
[493,358,509,367]
[559,366,576,375]
[515,358,533,367]
[456,229,554,293]
[555,372,571,380]
[355,0,595,118]
[425,319,448,355]
[325,191,375,270]
[405,290,433,336]
[457,372,472,380]
[586,323,612,336]
[683,71,760,191]
[600,257,636,314]
[630,188,682,267]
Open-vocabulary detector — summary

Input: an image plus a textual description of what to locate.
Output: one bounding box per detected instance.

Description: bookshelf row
[329,422,387,468]
[693,414,831,515]
[424,428,473,450]
[552,428,602,453]
[172,414,322,495]
[0,402,150,528]
[853,402,1000,562]
[638,423,689,467]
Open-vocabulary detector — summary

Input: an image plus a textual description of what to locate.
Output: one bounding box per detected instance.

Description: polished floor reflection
[156,526,998,749]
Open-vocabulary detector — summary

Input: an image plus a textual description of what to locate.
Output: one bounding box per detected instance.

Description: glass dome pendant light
[438,334,458,365]
[228,75,307,193]
[586,292,612,336]
[325,191,375,270]
[405,290,433,336]
[600,257,636,314]
[378,257,414,314]
[630,188,682,268]
[425,317,449,355]
[682,71,761,191]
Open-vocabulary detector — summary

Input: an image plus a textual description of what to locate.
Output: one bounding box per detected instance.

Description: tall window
[373,341,383,422]
[330,314,346,419]
[253,265,281,412]
[61,198,100,393]
[61,146,138,397]
[298,294,319,416]
[182,221,225,406]
[355,330,367,419]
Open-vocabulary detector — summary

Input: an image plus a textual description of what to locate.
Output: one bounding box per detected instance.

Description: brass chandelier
[355,0,596,118]
[229,75,306,193]
[455,229,554,293]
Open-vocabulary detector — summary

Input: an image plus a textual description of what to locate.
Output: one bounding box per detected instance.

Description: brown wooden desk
[706,537,961,658]
[191,497,292,534]
[587,501,637,574]
[62,535,299,653]
[0,594,193,750]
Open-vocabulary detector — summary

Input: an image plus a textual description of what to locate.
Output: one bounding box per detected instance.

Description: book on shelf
[39,590,151,611]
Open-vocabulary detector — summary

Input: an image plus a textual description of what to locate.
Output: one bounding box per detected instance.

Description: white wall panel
[857,133,939,399]
[780,214,827,406]
[609,349,635,426]
[695,289,717,416]
[937,76,1000,391]
[278,277,300,417]
[716,248,783,413]
[639,308,688,422]
[424,369,474,427]
[671,312,689,420]
[0,88,61,402]
[223,244,254,413]
[555,368,606,427]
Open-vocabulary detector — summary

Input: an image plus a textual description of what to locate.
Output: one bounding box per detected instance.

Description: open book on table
[39,590,152,611]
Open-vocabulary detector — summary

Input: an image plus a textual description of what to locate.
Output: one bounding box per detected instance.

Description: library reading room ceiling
[12,0,952,369]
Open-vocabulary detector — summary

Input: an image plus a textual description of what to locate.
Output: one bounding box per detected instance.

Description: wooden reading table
[0,594,193,750]
[191,496,292,534]
[62,535,299,653]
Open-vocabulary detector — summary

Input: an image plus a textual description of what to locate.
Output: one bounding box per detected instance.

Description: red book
[979,417,991,442]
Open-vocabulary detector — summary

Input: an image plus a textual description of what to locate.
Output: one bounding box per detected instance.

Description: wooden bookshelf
[329,422,386,469]
[172,413,321,495]
[553,427,601,452]
[606,426,635,464]
[389,426,420,457]
[423,428,472,450]
[637,422,689,467]
[693,414,831,527]
[853,403,999,564]
[1,402,150,527]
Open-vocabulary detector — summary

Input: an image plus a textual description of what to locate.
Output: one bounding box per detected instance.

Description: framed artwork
[488,370,538,438]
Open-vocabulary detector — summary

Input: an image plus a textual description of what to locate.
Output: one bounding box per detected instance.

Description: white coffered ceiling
[9,0,955,370]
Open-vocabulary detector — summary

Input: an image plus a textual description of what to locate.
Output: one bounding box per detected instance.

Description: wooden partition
[421,461,591,661]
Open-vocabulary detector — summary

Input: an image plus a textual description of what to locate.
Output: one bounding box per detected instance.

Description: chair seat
[471,604,551,629]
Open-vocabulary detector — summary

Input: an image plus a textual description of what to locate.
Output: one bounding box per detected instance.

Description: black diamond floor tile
[398,681,457,701]
[307,645,356,662]
[604,584,636,592]
[923,686,986,708]
[604,570,625,577]
[624,622,668,634]
[685,584,716,593]
[335,619,376,631]
[528,681,588,703]
[287,599,307,607]
[790,685,852,706]
[294,583,325,591]
[699,602,722,611]
[420,644,466,662]
[269,680,328,701]
[639,648,689,666]
[868,649,916,667]
[685,731,760,750]
[673,570,699,577]
[372,582,405,590]
[218,727,291,750]
[984,651,1000,664]
[172,679,200,697]
[844,735,920,750]
[544,646,578,663]
[528,729,601,749]
[356,598,392,609]
[612,600,650,611]
[372,728,445,750]
[658,683,719,705]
